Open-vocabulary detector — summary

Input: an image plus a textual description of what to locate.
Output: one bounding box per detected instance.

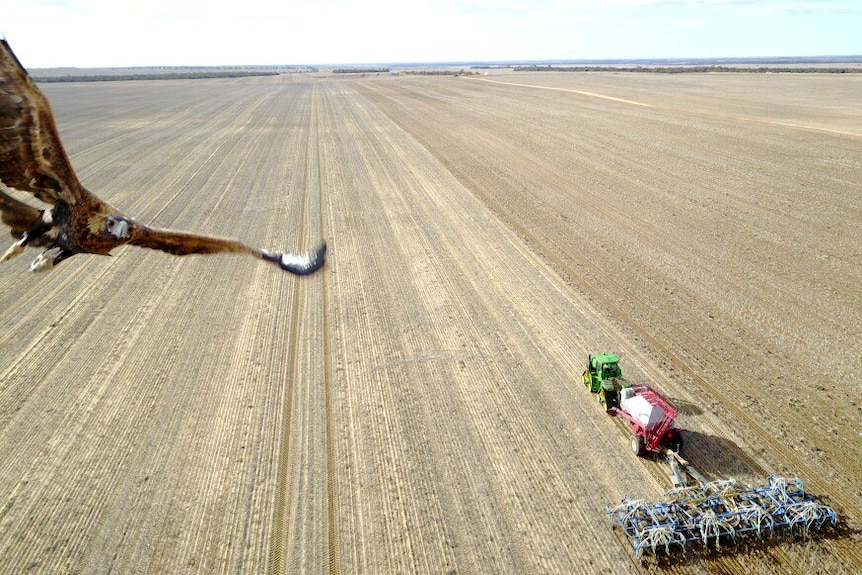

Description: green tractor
[583,352,631,411]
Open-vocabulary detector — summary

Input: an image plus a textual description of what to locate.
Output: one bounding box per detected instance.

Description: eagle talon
[30,254,54,272]
[30,246,66,273]
[1,239,26,262]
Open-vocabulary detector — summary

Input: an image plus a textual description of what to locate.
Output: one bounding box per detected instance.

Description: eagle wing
[0,39,97,208]
[1,39,325,277]
[130,225,327,276]
[0,184,42,237]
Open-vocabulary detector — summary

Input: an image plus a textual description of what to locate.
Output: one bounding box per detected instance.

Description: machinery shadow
[676,429,768,482]
[666,396,703,417]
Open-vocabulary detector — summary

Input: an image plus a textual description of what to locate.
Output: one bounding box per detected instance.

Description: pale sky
[2,0,860,68]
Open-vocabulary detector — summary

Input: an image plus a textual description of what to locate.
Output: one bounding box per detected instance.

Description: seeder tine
[640,524,687,556]
[697,509,737,549]
[704,479,738,496]
[664,485,704,504]
[738,503,776,537]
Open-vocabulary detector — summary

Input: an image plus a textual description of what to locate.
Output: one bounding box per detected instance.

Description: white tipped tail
[263,243,326,275]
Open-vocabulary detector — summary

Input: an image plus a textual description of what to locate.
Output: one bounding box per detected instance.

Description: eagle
[0,39,325,275]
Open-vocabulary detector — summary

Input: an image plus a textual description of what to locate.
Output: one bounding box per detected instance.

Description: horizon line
[31,54,862,70]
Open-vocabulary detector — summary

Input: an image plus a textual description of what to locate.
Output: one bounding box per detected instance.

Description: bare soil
[1,71,860,574]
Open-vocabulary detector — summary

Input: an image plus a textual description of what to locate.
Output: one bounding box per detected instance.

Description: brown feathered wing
[0,39,325,276]
[129,226,327,275]
[0,39,108,212]
[0,184,42,237]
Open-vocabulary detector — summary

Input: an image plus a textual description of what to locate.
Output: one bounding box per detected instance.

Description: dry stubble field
[1,70,860,574]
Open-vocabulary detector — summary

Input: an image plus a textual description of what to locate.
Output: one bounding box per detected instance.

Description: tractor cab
[583,353,622,392]
[598,357,621,379]
[583,352,631,411]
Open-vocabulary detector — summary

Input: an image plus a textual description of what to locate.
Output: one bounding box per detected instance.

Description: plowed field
[1,71,860,574]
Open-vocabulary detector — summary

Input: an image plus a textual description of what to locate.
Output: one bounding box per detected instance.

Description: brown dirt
[1,72,859,574]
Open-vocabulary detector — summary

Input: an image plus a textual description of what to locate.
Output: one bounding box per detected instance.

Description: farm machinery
[583,353,683,457]
[607,474,838,560]
[583,352,838,560]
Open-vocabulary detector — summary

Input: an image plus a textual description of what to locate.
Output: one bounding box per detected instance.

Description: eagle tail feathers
[261,242,326,276]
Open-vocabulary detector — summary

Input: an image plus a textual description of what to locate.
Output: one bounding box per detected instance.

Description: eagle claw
[2,239,26,262]
[29,248,61,272]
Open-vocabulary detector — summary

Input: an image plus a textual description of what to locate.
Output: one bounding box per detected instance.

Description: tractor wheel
[631,435,646,457]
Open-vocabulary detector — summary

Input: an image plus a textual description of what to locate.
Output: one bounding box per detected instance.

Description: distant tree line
[34,70,283,82]
[513,65,862,74]
[332,67,390,74]
[403,69,479,76]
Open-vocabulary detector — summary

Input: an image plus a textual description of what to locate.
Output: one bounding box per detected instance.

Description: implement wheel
[631,434,646,457]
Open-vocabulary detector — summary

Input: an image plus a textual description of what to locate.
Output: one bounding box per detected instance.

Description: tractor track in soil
[267,83,336,575]
[316,85,341,575]
[1,73,859,575]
